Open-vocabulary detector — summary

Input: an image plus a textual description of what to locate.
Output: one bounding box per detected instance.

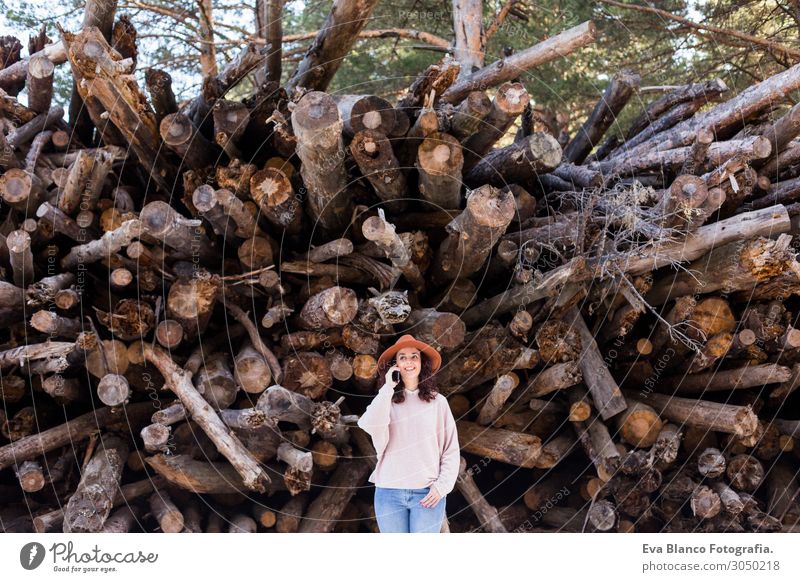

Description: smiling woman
[356,334,460,533]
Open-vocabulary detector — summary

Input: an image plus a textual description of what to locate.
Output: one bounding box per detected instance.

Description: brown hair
[377,352,438,404]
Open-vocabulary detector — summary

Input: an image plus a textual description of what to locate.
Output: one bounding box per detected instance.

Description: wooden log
[140,201,209,257]
[60,27,175,193]
[607,58,800,169]
[646,235,796,305]
[395,308,465,350]
[563,70,640,164]
[697,447,726,478]
[140,422,171,453]
[456,420,541,468]
[456,456,508,532]
[166,276,219,342]
[194,353,237,410]
[431,184,515,284]
[34,475,166,532]
[6,230,33,287]
[691,485,721,520]
[615,401,663,448]
[476,373,519,425]
[651,423,682,469]
[664,363,792,394]
[0,168,46,213]
[63,433,129,532]
[627,391,759,439]
[397,98,439,168]
[6,106,63,148]
[281,351,333,400]
[726,454,765,492]
[154,319,183,350]
[416,131,464,209]
[248,167,303,234]
[334,94,397,137]
[361,209,425,292]
[572,411,620,481]
[42,375,82,404]
[606,96,722,165]
[450,90,491,141]
[149,490,184,533]
[228,514,257,533]
[277,442,313,473]
[99,504,140,533]
[286,0,379,92]
[598,136,772,176]
[144,68,177,124]
[0,35,27,94]
[465,132,562,187]
[566,386,592,422]
[565,306,627,420]
[145,454,283,495]
[519,361,582,401]
[60,219,141,270]
[350,129,407,210]
[710,481,744,515]
[15,459,45,492]
[213,99,249,154]
[142,344,271,493]
[297,458,370,532]
[462,82,529,167]
[297,285,359,329]
[234,342,272,394]
[291,91,353,234]
[680,128,715,175]
[160,112,219,169]
[47,162,92,224]
[26,54,54,114]
[622,80,727,144]
[275,494,310,533]
[534,434,577,469]
[441,21,597,104]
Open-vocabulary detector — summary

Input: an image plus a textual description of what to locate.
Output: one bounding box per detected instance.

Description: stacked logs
[0,13,799,535]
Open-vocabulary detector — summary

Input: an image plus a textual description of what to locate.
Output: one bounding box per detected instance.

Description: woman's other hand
[420,486,442,508]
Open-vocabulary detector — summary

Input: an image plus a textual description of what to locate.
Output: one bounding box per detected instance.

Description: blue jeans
[374,486,447,533]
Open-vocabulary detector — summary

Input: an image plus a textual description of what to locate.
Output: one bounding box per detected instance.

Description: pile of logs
[1,9,799,534]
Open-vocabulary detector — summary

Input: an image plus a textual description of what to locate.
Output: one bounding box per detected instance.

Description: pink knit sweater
[357,382,460,497]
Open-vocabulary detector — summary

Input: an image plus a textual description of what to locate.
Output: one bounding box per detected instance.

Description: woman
[357,334,460,533]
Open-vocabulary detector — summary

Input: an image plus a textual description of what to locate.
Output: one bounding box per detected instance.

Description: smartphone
[391,360,400,383]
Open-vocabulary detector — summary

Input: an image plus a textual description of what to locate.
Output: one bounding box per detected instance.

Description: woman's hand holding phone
[384,364,401,389]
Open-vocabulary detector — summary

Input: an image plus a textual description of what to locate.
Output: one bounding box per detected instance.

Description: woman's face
[396,347,422,380]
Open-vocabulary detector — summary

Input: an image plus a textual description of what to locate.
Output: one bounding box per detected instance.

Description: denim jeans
[374,486,447,533]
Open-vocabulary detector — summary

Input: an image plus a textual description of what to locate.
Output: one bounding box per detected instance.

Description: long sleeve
[430,399,460,497]
[356,381,394,460]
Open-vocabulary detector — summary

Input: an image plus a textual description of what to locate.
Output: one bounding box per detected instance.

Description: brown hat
[377,334,442,373]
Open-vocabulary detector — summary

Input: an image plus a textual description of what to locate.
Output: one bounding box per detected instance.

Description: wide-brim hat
[377,334,442,373]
